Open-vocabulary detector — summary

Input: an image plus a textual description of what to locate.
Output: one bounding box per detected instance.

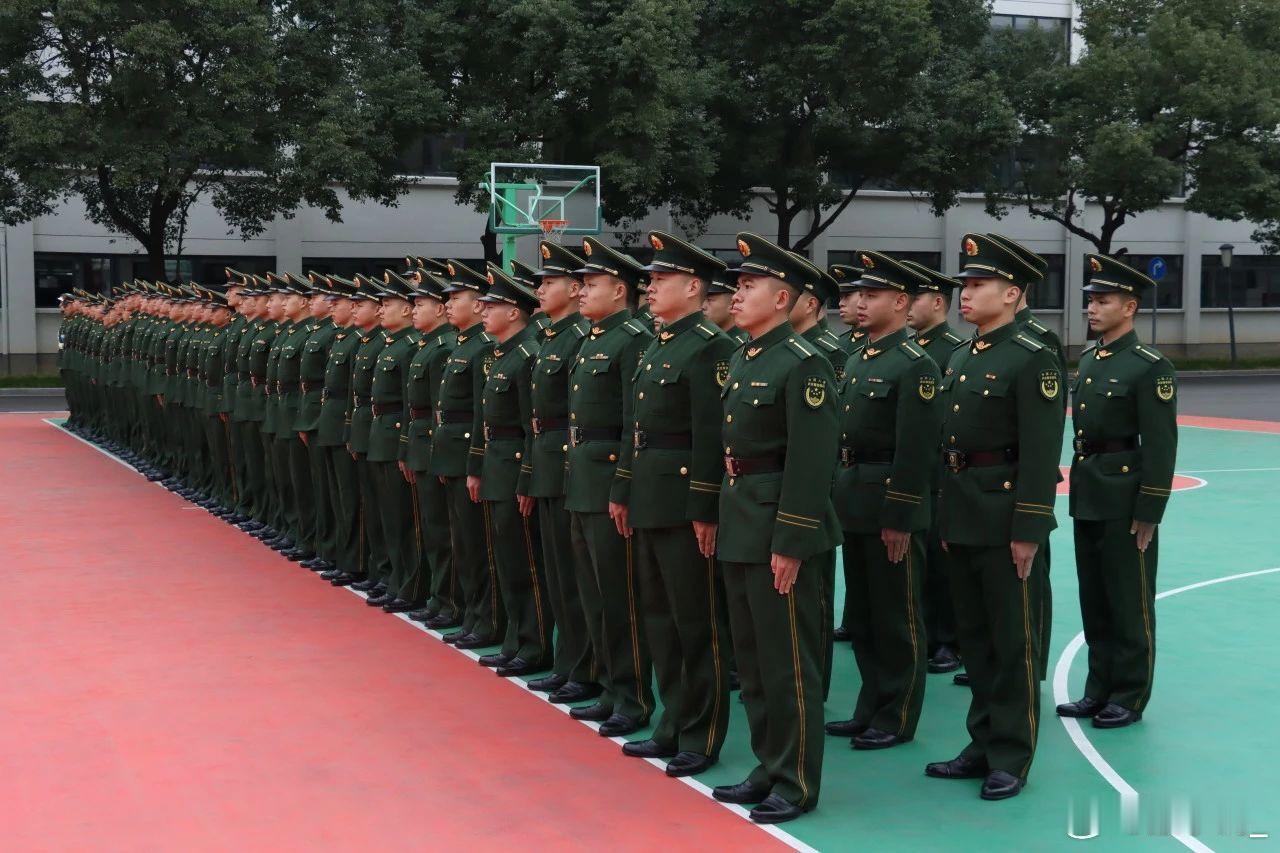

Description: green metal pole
[501,185,518,275]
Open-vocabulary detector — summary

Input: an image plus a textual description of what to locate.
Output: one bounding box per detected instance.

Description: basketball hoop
[539,218,569,244]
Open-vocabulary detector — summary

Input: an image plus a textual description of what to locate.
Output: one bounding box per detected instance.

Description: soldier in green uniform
[318,276,371,587]
[902,260,967,676]
[828,262,865,642]
[710,233,840,823]
[232,280,274,535]
[219,272,253,522]
[433,262,500,650]
[365,270,426,612]
[560,238,654,723]
[821,250,939,750]
[265,275,311,557]
[470,265,550,675]
[613,231,733,778]
[293,274,342,571]
[252,280,290,548]
[1056,254,1177,729]
[400,270,458,623]
[198,288,237,514]
[704,269,749,345]
[346,275,394,594]
[923,233,1065,800]
[523,243,594,695]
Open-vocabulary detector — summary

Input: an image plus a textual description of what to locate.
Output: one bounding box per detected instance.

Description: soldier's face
[731,273,789,333]
[1086,292,1137,335]
[647,271,699,320]
[329,297,353,325]
[309,294,329,317]
[578,274,623,321]
[703,292,733,326]
[412,297,445,330]
[446,290,482,329]
[837,290,861,326]
[856,287,906,333]
[537,275,579,315]
[959,277,1017,327]
[907,292,936,330]
[352,299,380,329]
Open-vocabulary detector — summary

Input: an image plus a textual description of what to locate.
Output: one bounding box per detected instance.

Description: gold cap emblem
[446,263,455,277]
[540,243,551,260]
[650,234,665,251]
[860,253,875,269]
[737,238,750,257]
[1090,256,1103,272]
[583,240,592,256]
[383,271,391,284]
[486,271,495,285]
[963,237,979,256]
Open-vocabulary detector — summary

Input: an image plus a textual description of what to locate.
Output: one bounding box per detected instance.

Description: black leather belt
[1073,436,1138,455]
[633,429,692,450]
[532,416,569,435]
[943,446,1018,473]
[409,406,433,420]
[724,454,785,476]
[484,424,523,441]
[436,409,471,425]
[570,426,621,447]
[372,403,402,417]
[353,394,372,407]
[839,447,894,466]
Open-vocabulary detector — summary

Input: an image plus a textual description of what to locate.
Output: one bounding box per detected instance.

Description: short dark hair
[940,290,953,310]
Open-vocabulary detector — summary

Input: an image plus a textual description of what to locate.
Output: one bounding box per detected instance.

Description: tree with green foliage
[0,0,446,278]
[698,0,1016,250]
[985,0,1280,253]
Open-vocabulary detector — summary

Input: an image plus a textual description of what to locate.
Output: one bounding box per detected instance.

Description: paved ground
[7,374,1280,420]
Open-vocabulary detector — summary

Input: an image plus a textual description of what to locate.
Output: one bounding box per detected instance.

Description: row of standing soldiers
[59,229,1177,819]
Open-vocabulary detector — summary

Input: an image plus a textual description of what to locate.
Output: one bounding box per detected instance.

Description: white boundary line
[1053,565,1280,853]
[40,416,818,853]
[1176,467,1280,474]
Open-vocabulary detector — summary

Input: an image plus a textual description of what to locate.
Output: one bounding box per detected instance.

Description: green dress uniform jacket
[367,327,418,463]
[294,320,340,434]
[347,330,387,455]
[399,324,457,472]
[430,327,495,478]
[316,328,360,447]
[527,313,589,498]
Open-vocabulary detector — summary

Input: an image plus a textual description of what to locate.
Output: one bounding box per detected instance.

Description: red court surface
[0,414,781,851]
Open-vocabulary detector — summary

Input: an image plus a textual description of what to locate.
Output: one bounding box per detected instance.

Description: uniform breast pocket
[488,376,513,394]
[331,351,349,366]
[409,362,427,380]
[857,382,895,403]
[541,359,568,376]
[969,377,1010,403]
[741,387,777,408]
[1099,381,1129,403]
[585,356,612,376]
[305,340,324,354]
[652,366,682,387]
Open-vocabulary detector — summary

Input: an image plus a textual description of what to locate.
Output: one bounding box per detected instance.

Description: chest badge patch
[803,376,827,409]
[918,375,936,401]
[1155,376,1175,402]
[1039,370,1060,400]
[715,360,730,387]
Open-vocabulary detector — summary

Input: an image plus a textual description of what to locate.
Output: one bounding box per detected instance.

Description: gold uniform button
[844,404,850,412]
[573,384,579,391]
[732,382,739,389]
[609,453,618,462]
[1106,391,1112,397]
[562,444,569,451]
[515,452,522,460]
[949,435,956,444]
[1078,455,1085,462]
[1003,481,1012,490]
[394,422,400,429]
[638,392,644,399]
[463,432,470,439]
[729,478,736,486]
[571,413,577,420]
[982,389,989,396]
[884,478,891,485]
[645,364,652,371]
[953,404,959,412]
[578,357,585,364]
[725,415,733,423]
[1121,465,1130,473]
[959,374,966,382]
[1079,403,1086,410]
[679,466,688,475]
[1085,377,1092,384]
[1077,429,1083,436]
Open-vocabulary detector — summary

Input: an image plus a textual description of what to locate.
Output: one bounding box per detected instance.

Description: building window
[830,249,942,270]
[990,14,1071,45]
[34,253,274,308]
[1109,254,1183,309]
[1201,255,1280,308]
[956,252,1065,310]
[394,133,465,177]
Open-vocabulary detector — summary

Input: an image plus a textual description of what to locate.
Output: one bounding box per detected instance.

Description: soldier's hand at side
[466,475,482,503]
[608,501,631,538]
[399,462,415,485]
[298,431,308,446]
[881,528,910,564]
[771,554,802,594]
[219,413,229,423]
[693,521,718,558]
[1011,540,1038,580]
[1131,520,1156,552]
[517,495,535,517]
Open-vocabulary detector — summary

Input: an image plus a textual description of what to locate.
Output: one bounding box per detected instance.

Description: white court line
[1176,467,1280,474]
[1054,565,1280,853]
[42,418,816,852]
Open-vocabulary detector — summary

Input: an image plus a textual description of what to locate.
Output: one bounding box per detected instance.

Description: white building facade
[3,0,1277,372]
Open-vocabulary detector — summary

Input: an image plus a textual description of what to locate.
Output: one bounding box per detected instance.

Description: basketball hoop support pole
[500,184,519,276]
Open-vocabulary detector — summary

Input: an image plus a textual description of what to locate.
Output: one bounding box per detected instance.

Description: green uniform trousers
[321,446,360,575]
[569,511,652,720]
[443,476,500,641]
[415,473,456,620]
[356,457,391,583]
[634,525,730,758]
[487,500,550,664]
[235,421,266,521]
[949,542,1044,779]
[287,435,316,552]
[1039,540,1053,678]
[840,531,927,739]
[723,558,825,810]
[1073,519,1157,712]
[204,414,233,507]
[375,461,422,603]
[272,435,300,541]
[259,430,281,530]
[539,497,593,682]
[923,493,958,653]
[816,549,835,700]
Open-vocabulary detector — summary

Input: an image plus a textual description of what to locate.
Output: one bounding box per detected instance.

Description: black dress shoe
[925,754,989,780]
[1056,696,1106,718]
[407,608,436,622]
[570,702,613,722]
[833,625,851,642]
[454,634,497,650]
[621,739,677,759]
[528,673,568,693]
[366,592,395,607]
[350,578,381,592]
[303,559,333,572]
[824,718,867,737]
[382,599,417,614]
[928,646,961,674]
[425,613,462,630]
[666,752,715,777]
[980,770,1025,800]
[853,728,910,750]
[496,657,547,678]
[712,780,772,805]
[441,630,469,645]
[282,549,308,562]
[478,651,513,668]
[319,569,345,581]
[1092,703,1142,728]
[598,714,642,737]
[272,540,297,553]
[750,793,811,824]
[953,672,971,686]
[548,681,603,704]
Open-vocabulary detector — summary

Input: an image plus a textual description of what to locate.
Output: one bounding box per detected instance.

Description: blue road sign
[1148,257,1167,281]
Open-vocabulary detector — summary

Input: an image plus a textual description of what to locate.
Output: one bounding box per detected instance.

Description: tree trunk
[775,204,796,250]
[145,237,168,282]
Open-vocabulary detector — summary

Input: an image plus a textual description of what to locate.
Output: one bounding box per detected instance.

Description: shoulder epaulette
[622,319,647,336]
[480,332,494,343]
[570,324,587,339]
[815,335,840,353]
[517,342,534,358]
[1133,344,1162,363]
[1028,319,1049,335]
[900,340,925,360]
[1081,343,1097,357]
[942,330,964,345]
[694,322,719,340]
[1013,333,1044,352]
[785,336,819,359]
